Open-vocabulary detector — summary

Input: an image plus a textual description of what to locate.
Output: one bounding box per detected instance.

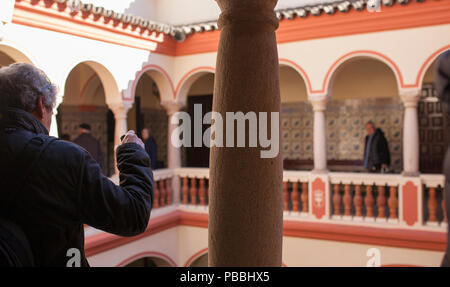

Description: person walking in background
[435,50,450,267]
[74,123,103,168]
[363,121,391,173]
[141,127,157,170]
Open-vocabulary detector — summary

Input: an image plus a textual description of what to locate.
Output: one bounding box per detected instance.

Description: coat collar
[4,108,49,135]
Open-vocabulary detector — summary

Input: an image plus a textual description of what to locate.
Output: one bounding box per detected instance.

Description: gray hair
[0,63,57,112]
[366,120,376,128]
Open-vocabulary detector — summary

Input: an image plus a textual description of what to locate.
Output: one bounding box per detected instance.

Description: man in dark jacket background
[363,121,391,173]
[73,123,103,168]
[0,63,153,266]
[435,50,450,267]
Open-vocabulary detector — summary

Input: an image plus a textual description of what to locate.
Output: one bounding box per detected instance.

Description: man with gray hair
[0,63,154,266]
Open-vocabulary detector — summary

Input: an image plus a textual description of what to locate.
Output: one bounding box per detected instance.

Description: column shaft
[401,91,420,176]
[310,95,328,173]
[209,0,283,267]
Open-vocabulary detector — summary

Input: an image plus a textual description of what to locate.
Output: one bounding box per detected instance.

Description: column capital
[308,94,329,112]
[399,89,421,108]
[108,102,131,120]
[217,0,279,30]
[161,101,186,116]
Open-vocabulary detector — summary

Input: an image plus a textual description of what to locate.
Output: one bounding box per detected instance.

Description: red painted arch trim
[174,66,216,100]
[184,247,208,267]
[127,64,175,101]
[79,73,98,101]
[279,58,313,94]
[318,50,404,95]
[116,251,177,267]
[414,44,450,88]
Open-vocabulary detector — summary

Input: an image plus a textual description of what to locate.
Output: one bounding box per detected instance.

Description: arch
[116,251,177,267]
[279,58,313,95]
[62,60,121,106]
[184,247,208,267]
[279,62,309,103]
[415,45,450,89]
[130,64,175,103]
[175,67,215,103]
[0,43,34,64]
[322,50,404,95]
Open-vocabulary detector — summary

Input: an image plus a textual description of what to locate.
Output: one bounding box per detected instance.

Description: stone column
[209,0,283,267]
[310,94,329,173]
[109,103,130,175]
[400,89,421,176]
[162,101,184,204]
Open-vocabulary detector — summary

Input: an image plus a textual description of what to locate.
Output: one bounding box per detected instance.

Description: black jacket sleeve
[77,142,153,237]
[377,134,391,166]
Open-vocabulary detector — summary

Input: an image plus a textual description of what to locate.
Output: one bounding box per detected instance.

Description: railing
[328,173,400,223]
[152,169,175,209]
[160,168,447,231]
[421,174,447,227]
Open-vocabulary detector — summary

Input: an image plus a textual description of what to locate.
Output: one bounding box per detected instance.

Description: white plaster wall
[87,227,179,267]
[282,236,445,267]
[86,224,445,267]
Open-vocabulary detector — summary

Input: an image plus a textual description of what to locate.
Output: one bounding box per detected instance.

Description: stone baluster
[333,184,341,217]
[190,177,197,205]
[377,185,387,220]
[166,178,172,205]
[153,180,160,209]
[199,178,207,206]
[388,186,398,221]
[181,177,189,205]
[301,182,308,213]
[159,180,166,207]
[365,185,375,220]
[343,184,352,217]
[291,181,300,212]
[354,184,363,218]
[283,182,289,211]
[427,187,437,224]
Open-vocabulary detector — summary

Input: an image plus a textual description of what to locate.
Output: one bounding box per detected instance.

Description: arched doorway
[127,72,168,169]
[124,256,173,267]
[419,57,450,173]
[58,62,116,176]
[327,56,402,172]
[182,72,215,168]
[279,64,312,170]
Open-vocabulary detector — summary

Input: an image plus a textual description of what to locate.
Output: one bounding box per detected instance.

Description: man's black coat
[0,108,153,266]
[363,128,391,171]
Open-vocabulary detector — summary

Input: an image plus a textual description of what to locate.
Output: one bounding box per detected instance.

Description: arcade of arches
[1,48,448,175]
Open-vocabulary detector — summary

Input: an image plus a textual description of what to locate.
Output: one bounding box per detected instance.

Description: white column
[162,101,184,204]
[109,103,131,175]
[400,89,421,176]
[309,94,329,173]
